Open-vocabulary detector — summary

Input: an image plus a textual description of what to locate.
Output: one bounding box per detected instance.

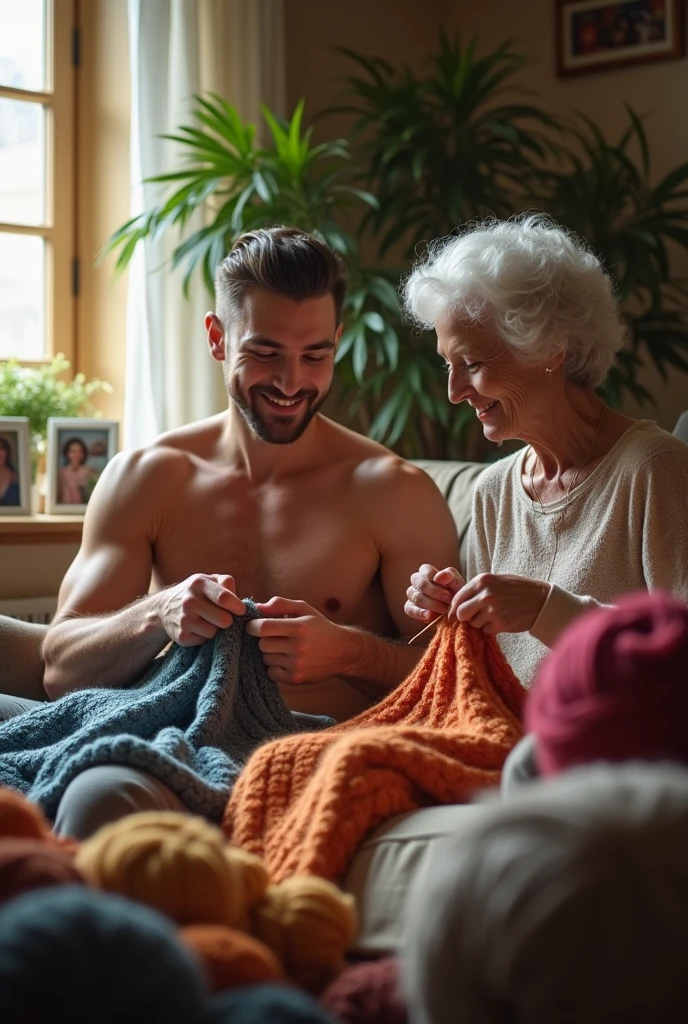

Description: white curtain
[125,0,286,449]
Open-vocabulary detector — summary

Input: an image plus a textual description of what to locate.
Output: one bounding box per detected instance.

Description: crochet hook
[407,612,446,644]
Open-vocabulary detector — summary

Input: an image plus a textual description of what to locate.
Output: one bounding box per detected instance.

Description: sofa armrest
[0,616,49,701]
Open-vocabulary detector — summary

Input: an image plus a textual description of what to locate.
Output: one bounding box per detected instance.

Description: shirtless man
[39,227,458,836]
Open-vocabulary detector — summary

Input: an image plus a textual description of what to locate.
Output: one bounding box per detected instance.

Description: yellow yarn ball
[252,875,357,993]
[75,812,268,929]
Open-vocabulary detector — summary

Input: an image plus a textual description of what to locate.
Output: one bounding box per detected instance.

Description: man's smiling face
[223,286,340,444]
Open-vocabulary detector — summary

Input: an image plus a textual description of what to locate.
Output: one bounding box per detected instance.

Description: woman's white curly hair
[402,214,625,388]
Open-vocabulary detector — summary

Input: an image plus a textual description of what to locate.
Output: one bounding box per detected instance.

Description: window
[0,0,76,362]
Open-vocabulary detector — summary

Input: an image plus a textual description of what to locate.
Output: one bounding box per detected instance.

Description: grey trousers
[0,693,43,722]
[0,691,191,840]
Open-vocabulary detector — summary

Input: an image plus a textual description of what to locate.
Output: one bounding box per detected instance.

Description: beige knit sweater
[466,420,688,687]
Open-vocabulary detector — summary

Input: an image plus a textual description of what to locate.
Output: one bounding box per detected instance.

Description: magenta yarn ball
[321,957,407,1024]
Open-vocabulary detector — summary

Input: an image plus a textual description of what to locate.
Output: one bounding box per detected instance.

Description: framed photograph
[46,418,119,514]
[0,417,32,516]
[557,0,685,76]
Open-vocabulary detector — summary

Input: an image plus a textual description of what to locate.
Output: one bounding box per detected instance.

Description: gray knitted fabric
[0,601,332,821]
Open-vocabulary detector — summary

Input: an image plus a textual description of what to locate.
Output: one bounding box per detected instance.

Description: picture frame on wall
[46,418,119,515]
[0,417,32,516]
[556,0,685,76]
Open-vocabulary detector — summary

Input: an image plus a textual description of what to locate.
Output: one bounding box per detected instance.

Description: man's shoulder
[311,420,446,521]
[104,443,191,488]
[111,414,228,484]
[95,422,220,505]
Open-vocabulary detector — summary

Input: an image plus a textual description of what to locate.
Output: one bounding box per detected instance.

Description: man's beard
[228,381,329,444]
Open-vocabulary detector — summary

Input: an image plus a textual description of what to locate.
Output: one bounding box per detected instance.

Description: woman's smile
[474,400,499,420]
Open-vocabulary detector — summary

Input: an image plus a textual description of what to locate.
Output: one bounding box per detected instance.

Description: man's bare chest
[150,483,382,619]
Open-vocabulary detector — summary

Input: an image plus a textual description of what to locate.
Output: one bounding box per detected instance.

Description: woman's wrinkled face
[436,314,549,444]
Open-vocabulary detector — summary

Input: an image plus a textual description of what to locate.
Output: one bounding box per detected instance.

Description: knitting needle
[407,612,446,645]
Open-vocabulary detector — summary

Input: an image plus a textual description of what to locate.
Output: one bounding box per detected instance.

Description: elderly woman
[404,215,688,686]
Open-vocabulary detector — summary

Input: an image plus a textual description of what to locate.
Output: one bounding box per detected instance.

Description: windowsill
[0,515,84,545]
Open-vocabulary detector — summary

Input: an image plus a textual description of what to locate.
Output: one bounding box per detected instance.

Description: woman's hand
[405,564,465,622]
[449,573,550,634]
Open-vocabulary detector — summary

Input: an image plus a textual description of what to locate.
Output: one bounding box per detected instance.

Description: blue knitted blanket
[0,602,331,821]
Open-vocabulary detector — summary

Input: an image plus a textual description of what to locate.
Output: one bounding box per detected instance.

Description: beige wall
[0,543,78,600]
[285,0,449,132]
[447,0,688,429]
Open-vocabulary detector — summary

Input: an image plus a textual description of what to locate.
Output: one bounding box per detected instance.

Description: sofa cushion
[343,803,483,954]
[411,460,485,569]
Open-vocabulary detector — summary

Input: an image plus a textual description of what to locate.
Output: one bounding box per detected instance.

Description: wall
[446,0,688,429]
[285,0,449,134]
[0,541,79,600]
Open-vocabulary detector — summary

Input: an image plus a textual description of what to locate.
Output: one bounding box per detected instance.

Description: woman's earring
[545,367,552,374]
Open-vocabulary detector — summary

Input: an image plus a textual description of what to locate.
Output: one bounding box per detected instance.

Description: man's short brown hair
[215,227,348,328]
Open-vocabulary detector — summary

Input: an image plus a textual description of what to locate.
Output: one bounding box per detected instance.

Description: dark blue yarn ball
[207,983,337,1023]
[0,885,208,1024]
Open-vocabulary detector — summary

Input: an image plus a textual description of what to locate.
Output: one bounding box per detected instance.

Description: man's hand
[405,564,465,621]
[155,574,246,646]
[449,573,550,634]
[246,597,344,685]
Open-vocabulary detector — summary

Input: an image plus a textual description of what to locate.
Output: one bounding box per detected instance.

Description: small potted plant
[0,355,112,512]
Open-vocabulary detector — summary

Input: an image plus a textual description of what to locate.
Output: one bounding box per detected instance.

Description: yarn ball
[404,762,688,1024]
[0,787,54,842]
[321,957,407,1024]
[252,876,357,993]
[180,923,284,992]
[207,983,337,1023]
[0,838,84,904]
[0,885,208,1023]
[526,590,688,774]
[75,811,268,928]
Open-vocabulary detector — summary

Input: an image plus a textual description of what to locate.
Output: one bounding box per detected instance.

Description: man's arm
[247,459,459,693]
[43,450,244,699]
[360,458,460,690]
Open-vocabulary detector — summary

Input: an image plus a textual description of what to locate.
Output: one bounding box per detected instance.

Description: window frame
[0,0,77,365]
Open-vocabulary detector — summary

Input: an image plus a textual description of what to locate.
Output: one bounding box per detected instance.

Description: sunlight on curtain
[125,0,286,449]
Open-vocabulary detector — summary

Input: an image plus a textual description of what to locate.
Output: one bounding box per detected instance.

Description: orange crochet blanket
[223,620,524,883]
